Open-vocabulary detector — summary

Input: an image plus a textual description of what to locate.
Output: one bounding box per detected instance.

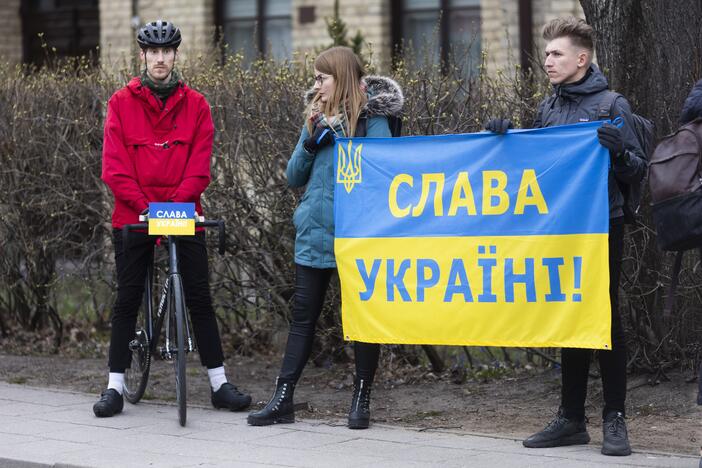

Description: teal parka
[286,75,404,268]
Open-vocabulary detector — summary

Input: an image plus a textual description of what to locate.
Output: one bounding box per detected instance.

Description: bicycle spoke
[123,270,153,404]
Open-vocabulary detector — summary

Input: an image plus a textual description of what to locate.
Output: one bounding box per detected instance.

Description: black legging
[561,222,627,419]
[278,264,380,384]
[108,230,224,372]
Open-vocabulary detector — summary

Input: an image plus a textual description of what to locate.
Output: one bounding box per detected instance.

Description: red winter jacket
[101,77,214,228]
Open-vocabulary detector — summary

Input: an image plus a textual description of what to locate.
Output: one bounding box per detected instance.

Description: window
[218,0,292,64]
[392,0,481,76]
[21,0,100,66]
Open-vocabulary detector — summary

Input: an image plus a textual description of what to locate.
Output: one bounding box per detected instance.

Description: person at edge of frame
[679,76,702,124]
[94,20,251,417]
[484,17,646,456]
[247,46,404,430]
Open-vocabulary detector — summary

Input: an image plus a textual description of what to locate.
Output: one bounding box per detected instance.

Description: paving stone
[0,382,696,468]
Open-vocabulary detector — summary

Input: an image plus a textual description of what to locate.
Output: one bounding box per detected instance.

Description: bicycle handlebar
[121,220,226,255]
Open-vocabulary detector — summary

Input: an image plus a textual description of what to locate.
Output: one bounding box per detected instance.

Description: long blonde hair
[305,46,367,137]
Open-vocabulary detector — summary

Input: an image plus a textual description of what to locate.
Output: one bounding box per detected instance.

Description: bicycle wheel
[170,273,187,426]
[123,274,152,403]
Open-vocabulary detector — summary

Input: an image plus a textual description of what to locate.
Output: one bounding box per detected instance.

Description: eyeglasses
[314,73,331,85]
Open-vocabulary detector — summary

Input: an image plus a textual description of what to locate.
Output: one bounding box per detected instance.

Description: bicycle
[119,209,225,427]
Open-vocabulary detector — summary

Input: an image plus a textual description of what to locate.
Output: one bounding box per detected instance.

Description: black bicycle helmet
[136,20,182,49]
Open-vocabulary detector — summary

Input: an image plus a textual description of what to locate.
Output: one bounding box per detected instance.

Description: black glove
[597,123,625,156]
[485,118,513,134]
[303,125,334,154]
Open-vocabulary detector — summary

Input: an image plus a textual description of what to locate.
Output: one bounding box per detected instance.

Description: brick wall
[137,0,215,58]
[100,0,391,72]
[480,0,583,74]
[292,0,392,71]
[337,1,392,71]
[295,0,584,74]
[480,0,520,74]
[0,0,22,64]
[532,0,585,59]
[100,0,215,72]
[96,0,585,75]
[99,0,133,70]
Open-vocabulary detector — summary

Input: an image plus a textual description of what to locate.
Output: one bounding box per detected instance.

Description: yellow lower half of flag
[335,234,611,349]
[148,218,195,236]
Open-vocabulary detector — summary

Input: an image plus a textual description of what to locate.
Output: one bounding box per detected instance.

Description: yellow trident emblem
[336,140,363,193]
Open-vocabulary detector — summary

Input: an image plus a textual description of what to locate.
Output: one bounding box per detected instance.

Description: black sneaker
[93,389,124,417]
[523,408,590,448]
[211,383,252,411]
[601,411,632,456]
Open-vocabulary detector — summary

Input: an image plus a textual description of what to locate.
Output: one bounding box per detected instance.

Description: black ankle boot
[348,378,372,429]
[247,378,295,426]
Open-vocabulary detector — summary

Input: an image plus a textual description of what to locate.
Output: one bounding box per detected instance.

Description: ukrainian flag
[334,122,612,349]
[148,202,196,236]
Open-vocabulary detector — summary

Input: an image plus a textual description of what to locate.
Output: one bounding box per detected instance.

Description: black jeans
[108,230,224,372]
[561,222,627,419]
[278,264,380,384]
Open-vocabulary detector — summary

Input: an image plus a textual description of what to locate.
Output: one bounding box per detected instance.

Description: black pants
[561,222,626,420]
[278,264,380,384]
[108,230,224,372]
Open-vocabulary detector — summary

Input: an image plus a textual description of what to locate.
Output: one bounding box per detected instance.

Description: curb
[0,458,90,468]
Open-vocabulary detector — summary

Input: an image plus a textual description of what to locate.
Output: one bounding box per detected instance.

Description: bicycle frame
[122,217,226,425]
[147,236,196,360]
[123,220,225,361]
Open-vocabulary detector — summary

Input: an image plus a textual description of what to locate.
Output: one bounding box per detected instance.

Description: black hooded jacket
[533,64,647,220]
[680,78,702,125]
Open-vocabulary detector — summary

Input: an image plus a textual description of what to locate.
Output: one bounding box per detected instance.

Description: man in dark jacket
[486,17,646,456]
[94,20,251,418]
[680,79,702,124]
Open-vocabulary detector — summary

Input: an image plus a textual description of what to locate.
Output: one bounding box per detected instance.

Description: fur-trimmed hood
[304,75,404,117]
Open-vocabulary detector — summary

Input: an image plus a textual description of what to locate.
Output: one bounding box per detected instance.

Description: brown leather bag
[649,117,702,251]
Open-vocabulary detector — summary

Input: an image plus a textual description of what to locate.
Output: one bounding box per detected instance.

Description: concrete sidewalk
[0,382,697,468]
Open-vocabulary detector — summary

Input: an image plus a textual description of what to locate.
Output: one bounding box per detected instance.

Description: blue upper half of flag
[149,202,196,220]
[334,121,610,238]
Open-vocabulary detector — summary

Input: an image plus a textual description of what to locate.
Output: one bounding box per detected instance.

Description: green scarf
[141,69,181,103]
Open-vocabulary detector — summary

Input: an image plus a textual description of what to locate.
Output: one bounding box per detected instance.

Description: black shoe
[523,408,590,448]
[211,383,252,411]
[348,378,372,429]
[93,389,124,418]
[601,411,631,456]
[247,378,295,426]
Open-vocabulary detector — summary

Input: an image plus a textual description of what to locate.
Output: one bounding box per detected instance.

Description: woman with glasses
[247,46,403,430]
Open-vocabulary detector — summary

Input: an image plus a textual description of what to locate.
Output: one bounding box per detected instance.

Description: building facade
[3,0,583,73]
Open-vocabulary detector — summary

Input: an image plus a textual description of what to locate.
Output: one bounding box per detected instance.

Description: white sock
[108,372,125,395]
[208,366,227,392]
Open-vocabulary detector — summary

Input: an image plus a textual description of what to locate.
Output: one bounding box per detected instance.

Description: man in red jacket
[95,20,251,417]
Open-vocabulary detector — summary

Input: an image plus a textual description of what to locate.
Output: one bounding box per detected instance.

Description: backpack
[536,91,653,222]
[595,91,655,223]
[355,113,402,138]
[649,117,702,251]
[648,117,702,320]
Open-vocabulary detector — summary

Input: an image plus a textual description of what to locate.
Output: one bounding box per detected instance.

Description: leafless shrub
[0,43,696,375]
[0,57,116,350]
